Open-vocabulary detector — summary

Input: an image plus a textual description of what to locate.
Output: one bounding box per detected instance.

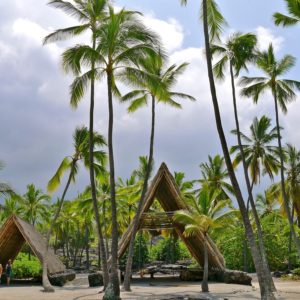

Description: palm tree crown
[273,0,300,27]
[231,116,280,185]
[211,32,257,80]
[240,44,300,113]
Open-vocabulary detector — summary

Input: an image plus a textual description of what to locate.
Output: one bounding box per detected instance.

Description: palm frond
[43,24,89,44]
[48,157,72,193]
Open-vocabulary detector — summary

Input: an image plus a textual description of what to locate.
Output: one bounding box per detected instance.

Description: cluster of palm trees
[179,0,300,299]
[1,0,300,299]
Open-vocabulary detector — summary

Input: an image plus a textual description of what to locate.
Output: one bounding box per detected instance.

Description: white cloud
[143,15,184,52]
[256,26,284,52]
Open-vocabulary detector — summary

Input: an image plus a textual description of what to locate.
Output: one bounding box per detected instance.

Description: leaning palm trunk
[89,38,109,288]
[273,91,300,257]
[42,163,74,292]
[229,61,275,292]
[202,1,275,299]
[123,96,156,291]
[104,72,120,299]
[202,234,209,292]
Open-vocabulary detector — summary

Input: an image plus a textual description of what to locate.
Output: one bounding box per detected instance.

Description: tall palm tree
[231,116,279,187]
[121,51,195,291]
[180,1,275,298]
[212,32,276,290]
[62,8,159,297]
[44,0,110,288]
[240,43,300,259]
[42,126,106,292]
[273,0,300,27]
[174,184,232,292]
[285,144,300,227]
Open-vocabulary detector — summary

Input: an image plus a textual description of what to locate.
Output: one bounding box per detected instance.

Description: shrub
[13,253,42,279]
[149,237,192,263]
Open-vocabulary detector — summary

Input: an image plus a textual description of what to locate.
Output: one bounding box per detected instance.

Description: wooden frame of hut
[117,163,225,270]
[0,215,65,274]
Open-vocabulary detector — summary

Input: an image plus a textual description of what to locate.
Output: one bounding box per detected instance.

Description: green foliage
[13,253,42,279]
[292,267,300,275]
[149,237,191,263]
[215,214,300,272]
[121,234,150,270]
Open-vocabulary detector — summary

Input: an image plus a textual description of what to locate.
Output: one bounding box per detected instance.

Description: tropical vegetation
[2,1,300,300]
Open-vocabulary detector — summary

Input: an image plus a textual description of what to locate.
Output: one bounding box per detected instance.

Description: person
[0,263,3,284]
[5,259,12,285]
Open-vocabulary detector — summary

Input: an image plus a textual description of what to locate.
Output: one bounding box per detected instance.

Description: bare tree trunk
[85,226,90,270]
[123,96,155,291]
[202,235,209,293]
[89,37,109,288]
[104,71,120,299]
[202,1,275,299]
[273,91,300,258]
[243,236,248,272]
[229,62,275,292]
[288,204,295,270]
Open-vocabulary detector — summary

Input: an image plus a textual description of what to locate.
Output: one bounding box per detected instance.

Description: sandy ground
[0,274,299,300]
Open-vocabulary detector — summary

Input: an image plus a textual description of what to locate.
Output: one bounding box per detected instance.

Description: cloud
[256,26,284,52]
[142,14,184,52]
[0,1,296,204]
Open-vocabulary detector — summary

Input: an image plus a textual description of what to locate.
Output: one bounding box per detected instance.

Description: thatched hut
[117,163,225,270]
[0,215,65,274]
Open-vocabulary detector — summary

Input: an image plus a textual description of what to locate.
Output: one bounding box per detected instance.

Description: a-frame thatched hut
[0,215,65,274]
[117,163,225,270]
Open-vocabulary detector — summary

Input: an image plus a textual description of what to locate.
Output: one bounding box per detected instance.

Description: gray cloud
[1,0,300,204]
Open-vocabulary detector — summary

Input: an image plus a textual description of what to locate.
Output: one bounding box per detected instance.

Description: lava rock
[88,272,104,287]
[49,273,67,287]
[222,270,252,286]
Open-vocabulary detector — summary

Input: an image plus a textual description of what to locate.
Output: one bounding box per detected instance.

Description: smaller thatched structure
[117,163,225,270]
[0,215,65,274]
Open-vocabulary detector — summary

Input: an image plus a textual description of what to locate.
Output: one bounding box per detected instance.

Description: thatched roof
[117,163,225,270]
[0,215,65,274]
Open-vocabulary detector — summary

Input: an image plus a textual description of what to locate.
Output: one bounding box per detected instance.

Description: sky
[1,0,300,201]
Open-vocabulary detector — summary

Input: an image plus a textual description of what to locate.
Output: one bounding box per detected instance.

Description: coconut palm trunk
[123,95,155,291]
[202,1,274,299]
[273,90,300,256]
[105,71,120,298]
[42,162,75,292]
[229,61,275,292]
[202,234,209,292]
[89,37,109,288]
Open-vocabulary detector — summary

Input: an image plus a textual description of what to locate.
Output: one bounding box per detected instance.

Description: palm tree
[240,43,300,259]
[199,155,233,198]
[42,126,106,292]
[174,184,232,292]
[256,186,280,217]
[212,32,275,290]
[0,194,22,220]
[273,0,300,27]
[231,116,279,187]
[180,1,275,298]
[64,8,159,297]
[285,144,300,227]
[121,51,195,291]
[21,184,51,226]
[44,0,109,288]
[0,161,13,197]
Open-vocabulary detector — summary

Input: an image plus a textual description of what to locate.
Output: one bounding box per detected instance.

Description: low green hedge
[12,253,42,279]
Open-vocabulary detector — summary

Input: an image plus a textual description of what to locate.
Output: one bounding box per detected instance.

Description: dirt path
[0,275,299,299]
